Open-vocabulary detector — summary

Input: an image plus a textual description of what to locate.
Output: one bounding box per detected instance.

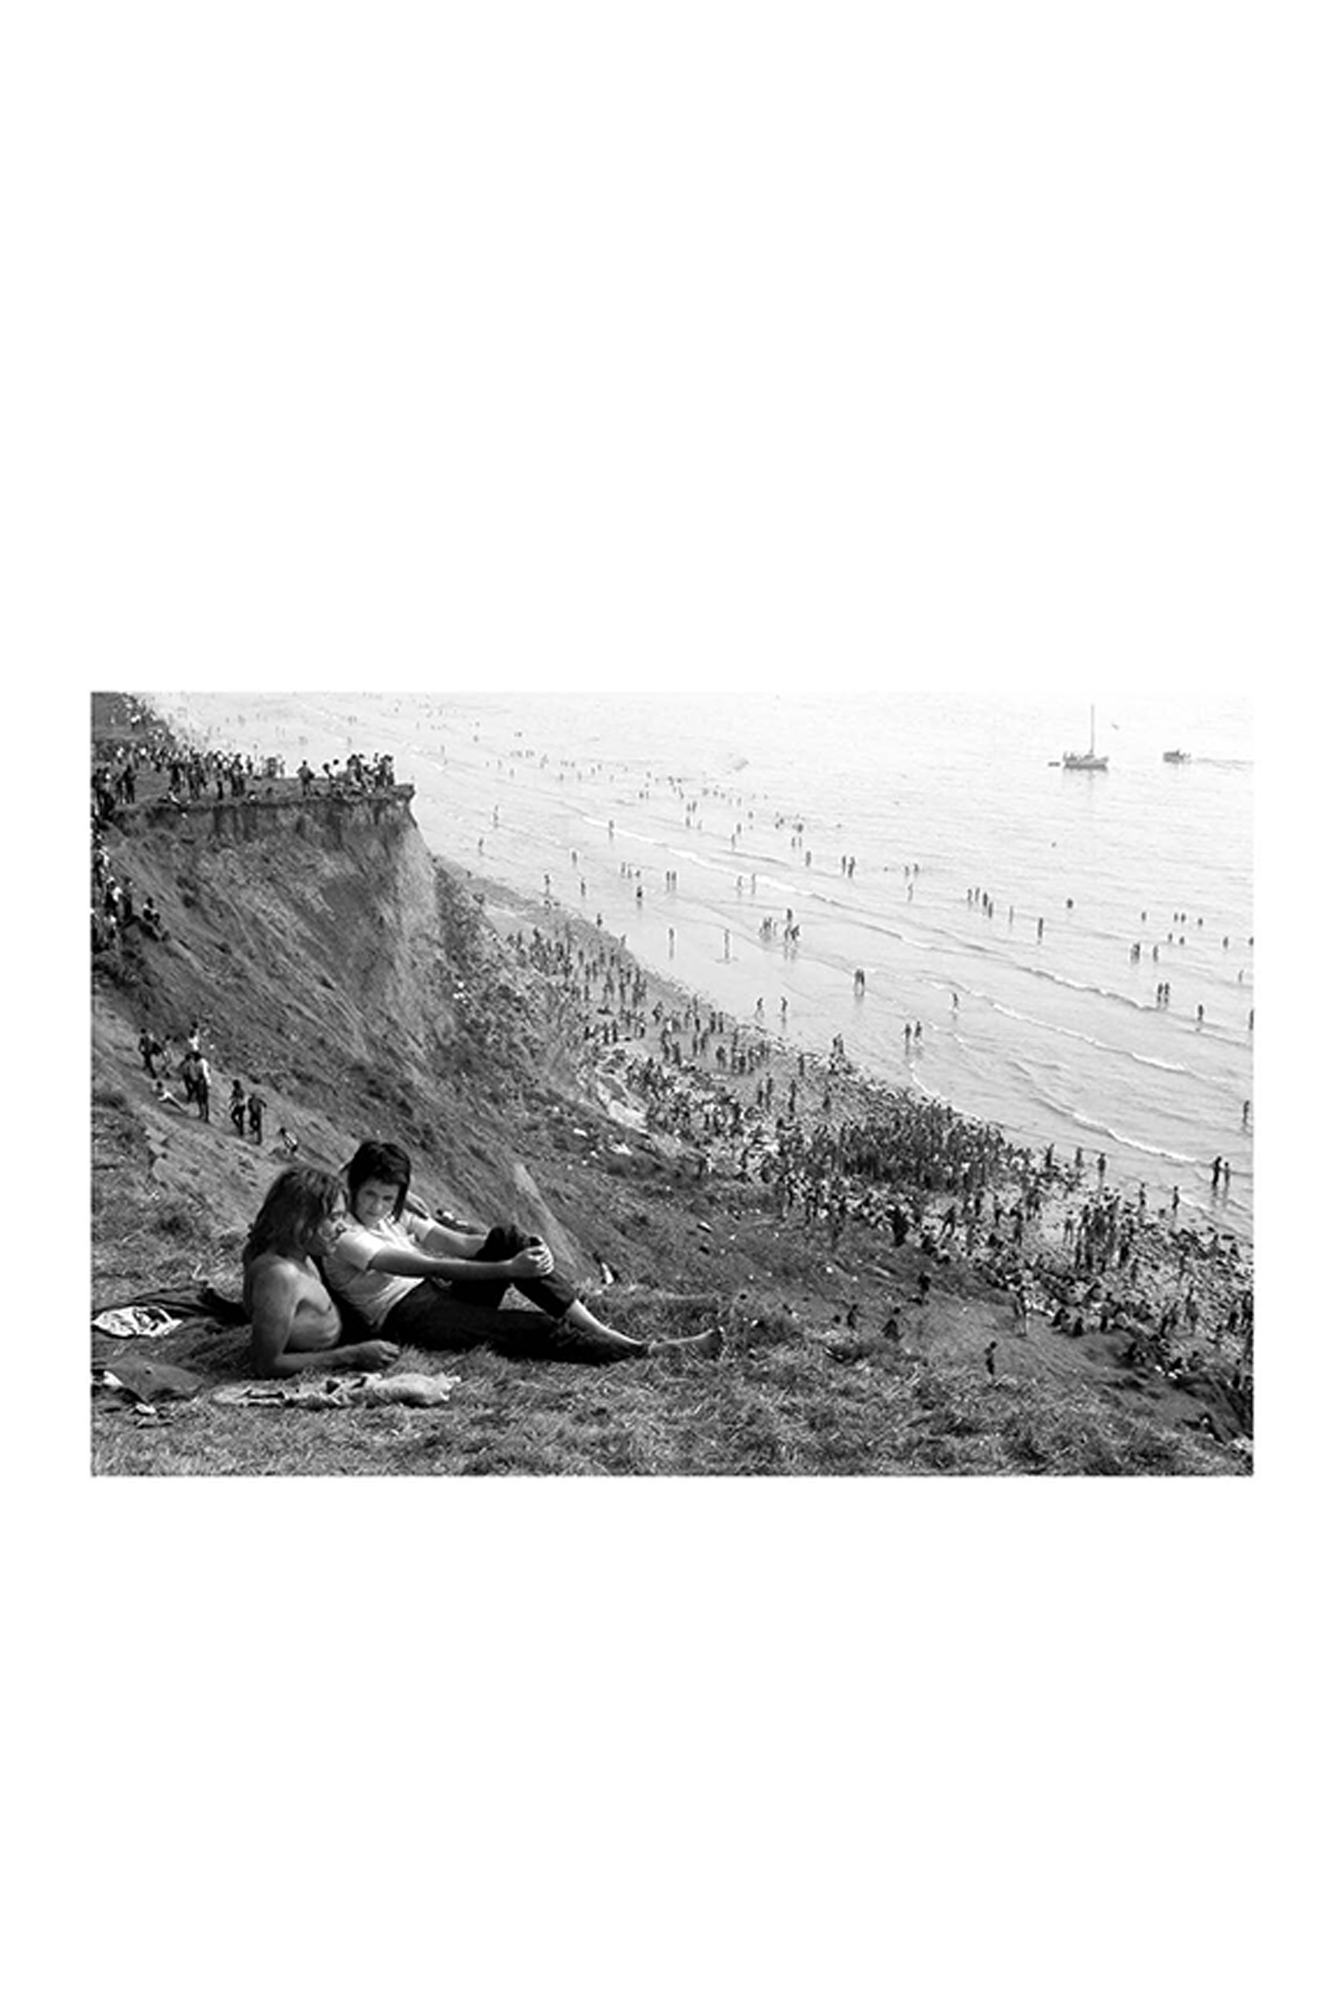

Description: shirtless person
[242,1166,401,1378]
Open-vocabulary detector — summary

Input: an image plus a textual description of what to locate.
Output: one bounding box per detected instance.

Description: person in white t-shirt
[322,1140,721,1366]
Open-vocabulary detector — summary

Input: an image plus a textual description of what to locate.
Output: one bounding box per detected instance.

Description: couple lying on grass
[243,1140,722,1378]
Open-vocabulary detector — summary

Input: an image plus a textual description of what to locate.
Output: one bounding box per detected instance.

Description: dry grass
[92,1302,1234,1478]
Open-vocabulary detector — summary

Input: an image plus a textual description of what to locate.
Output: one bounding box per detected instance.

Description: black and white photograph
[89,688,1255,1478]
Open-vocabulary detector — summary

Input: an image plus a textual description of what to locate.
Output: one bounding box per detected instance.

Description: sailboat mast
[1090,704,1096,756]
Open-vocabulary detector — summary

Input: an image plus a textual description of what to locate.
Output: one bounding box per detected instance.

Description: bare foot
[648,1327,724,1359]
[564,1304,647,1353]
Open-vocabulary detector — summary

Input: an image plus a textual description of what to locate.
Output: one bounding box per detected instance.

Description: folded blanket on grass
[91,1285,250,1333]
[213,1373,462,1411]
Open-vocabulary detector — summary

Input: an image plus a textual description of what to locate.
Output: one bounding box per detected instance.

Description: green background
[44,0,1296,1992]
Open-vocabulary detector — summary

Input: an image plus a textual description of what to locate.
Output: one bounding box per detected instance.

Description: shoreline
[433,805,1254,1246]
[464,859,1254,1398]
[466,855,1253,1245]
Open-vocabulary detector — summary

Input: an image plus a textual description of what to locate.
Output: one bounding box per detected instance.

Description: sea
[160,690,1255,1245]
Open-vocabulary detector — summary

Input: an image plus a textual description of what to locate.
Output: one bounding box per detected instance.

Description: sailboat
[1062,706,1109,771]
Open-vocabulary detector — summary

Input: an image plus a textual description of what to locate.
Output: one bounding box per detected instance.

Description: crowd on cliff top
[294,749,397,796]
[90,708,400,957]
[89,703,370,1157]
[89,718,373,1163]
[509,917,1254,1408]
[92,735,398,826]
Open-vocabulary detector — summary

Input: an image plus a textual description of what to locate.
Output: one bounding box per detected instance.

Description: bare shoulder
[244,1249,304,1310]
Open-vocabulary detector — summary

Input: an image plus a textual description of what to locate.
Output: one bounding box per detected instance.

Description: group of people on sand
[243,1141,723,1377]
[509,914,1254,1389]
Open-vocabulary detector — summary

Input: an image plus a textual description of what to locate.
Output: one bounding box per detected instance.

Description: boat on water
[1163,749,1191,764]
[1062,706,1109,771]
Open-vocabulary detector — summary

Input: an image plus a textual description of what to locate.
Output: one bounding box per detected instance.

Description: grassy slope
[90,700,1244,1477]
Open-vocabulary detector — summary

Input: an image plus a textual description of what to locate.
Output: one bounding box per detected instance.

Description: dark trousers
[381,1225,633,1365]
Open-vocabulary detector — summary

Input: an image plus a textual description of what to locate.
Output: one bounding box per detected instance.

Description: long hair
[244,1166,346,1264]
[345,1140,412,1221]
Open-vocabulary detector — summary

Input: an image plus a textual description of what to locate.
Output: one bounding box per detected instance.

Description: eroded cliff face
[94,780,584,1233]
[139,783,418,855]
[100,788,465,1121]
